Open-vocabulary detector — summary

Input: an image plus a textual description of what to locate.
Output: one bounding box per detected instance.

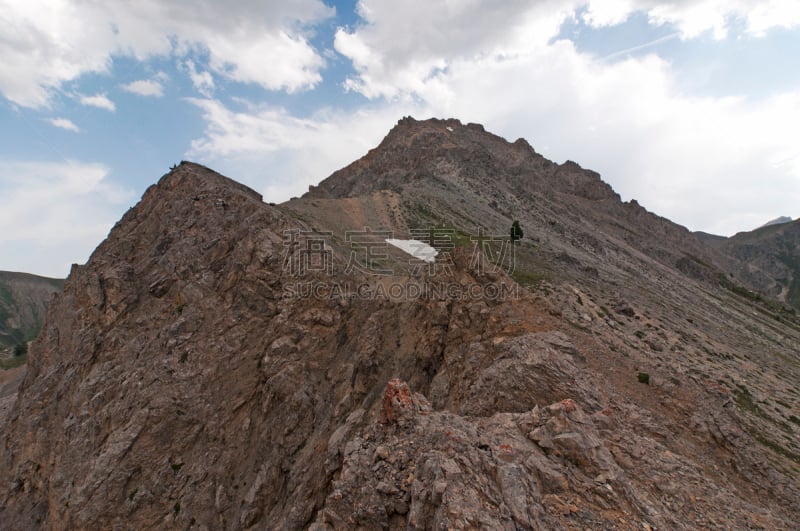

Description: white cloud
[79,93,116,111]
[641,0,800,39]
[335,1,800,101]
[334,0,574,99]
[182,60,215,97]
[48,118,80,132]
[0,0,114,108]
[121,78,165,97]
[576,1,800,39]
[0,0,334,108]
[581,0,637,27]
[0,160,134,277]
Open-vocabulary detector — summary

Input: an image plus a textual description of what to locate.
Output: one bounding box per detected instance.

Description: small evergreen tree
[510,220,523,242]
[13,342,27,357]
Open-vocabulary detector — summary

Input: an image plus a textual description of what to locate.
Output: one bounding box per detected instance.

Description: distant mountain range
[694,218,800,310]
[0,271,63,352]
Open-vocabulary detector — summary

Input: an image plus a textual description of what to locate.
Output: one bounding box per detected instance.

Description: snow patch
[386,239,438,263]
[446,126,454,132]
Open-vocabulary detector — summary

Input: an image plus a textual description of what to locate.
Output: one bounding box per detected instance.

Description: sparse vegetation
[13,342,27,357]
[753,433,800,464]
[0,353,27,370]
[734,385,759,415]
[510,269,548,287]
[510,220,523,242]
[718,273,764,303]
[637,372,650,384]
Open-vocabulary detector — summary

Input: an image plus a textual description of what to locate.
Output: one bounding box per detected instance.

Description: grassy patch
[0,353,27,370]
[753,433,800,464]
[718,274,764,303]
[734,385,762,416]
[0,283,14,307]
[510,269,548,287]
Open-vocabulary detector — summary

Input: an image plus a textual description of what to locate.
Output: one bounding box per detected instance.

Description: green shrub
[637,372,650,385]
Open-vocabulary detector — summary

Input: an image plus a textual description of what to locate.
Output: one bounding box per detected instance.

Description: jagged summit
[306,116,614,203]
[157,161,263,200]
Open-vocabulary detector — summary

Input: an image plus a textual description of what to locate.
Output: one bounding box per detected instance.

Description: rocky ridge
[1,118,799,529]
[716,220,800,309]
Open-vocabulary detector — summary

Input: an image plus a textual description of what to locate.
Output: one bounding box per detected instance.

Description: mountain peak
[156,161,263,202]
[305,116,581,202]
[757,215,793,229]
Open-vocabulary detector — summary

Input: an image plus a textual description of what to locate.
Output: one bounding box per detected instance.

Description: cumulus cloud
[0,159,134,276]
[121,78,165,97]
[336,1,800,101]
[334,0,575,99]
[0,0,334,108]
[79,93,116,111]
[49,118,81,132]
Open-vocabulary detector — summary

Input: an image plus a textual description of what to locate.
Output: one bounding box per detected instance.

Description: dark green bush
[12,342,27,357]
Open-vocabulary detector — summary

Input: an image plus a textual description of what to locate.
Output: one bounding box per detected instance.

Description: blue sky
[1,0,799,277]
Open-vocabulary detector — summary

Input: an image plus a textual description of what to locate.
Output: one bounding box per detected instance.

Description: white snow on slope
[386,239,438,263]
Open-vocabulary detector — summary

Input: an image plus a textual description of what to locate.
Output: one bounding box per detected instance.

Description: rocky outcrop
[315,388,630,530]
